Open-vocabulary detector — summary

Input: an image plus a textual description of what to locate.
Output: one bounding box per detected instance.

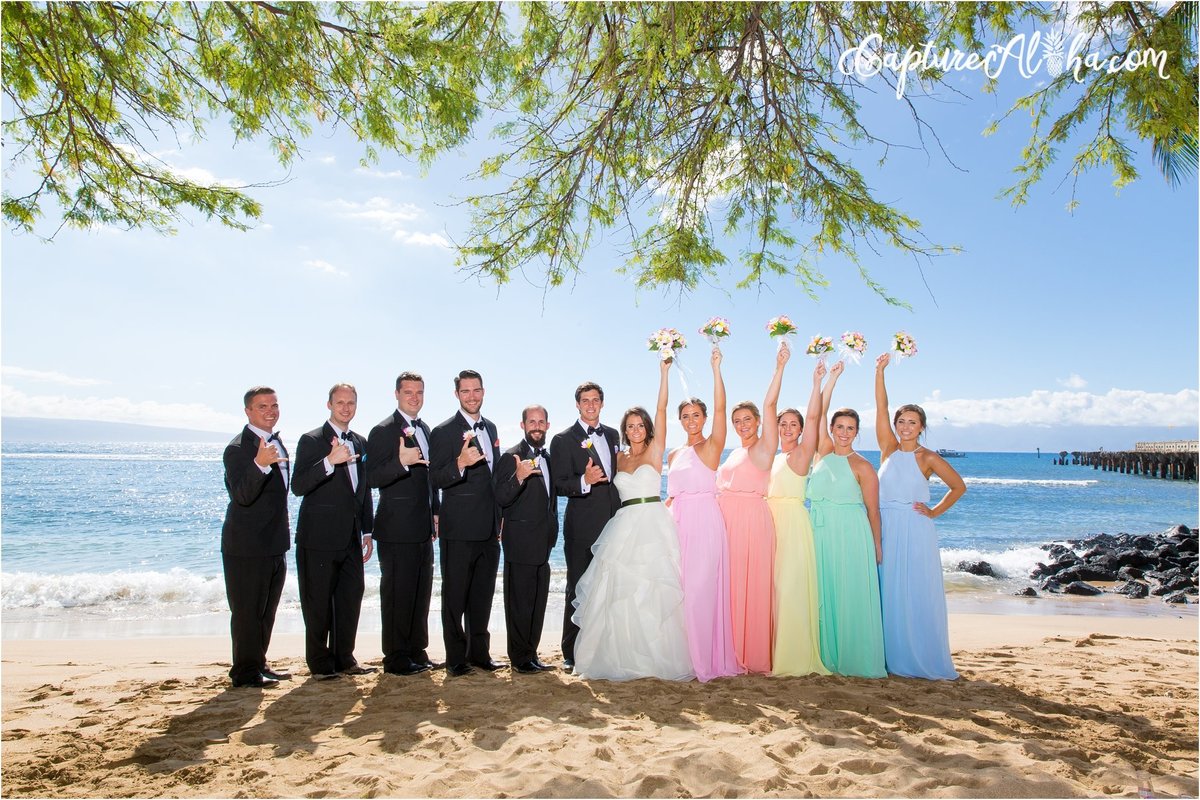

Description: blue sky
[2,19,1197,453]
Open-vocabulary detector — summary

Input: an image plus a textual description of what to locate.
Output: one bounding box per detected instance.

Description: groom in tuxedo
[429,369,502,676]
[291,383,375,679]
[550,381,621,671]
[221,386,291,688]
[493,404,558,674]
[366,371,439,676]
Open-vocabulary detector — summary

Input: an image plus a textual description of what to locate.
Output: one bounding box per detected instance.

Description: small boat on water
[937,448,966,458]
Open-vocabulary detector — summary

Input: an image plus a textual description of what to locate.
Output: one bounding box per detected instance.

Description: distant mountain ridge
[2,417,230,443]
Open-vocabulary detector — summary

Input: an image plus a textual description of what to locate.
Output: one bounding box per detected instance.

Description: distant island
[1,417,229,443]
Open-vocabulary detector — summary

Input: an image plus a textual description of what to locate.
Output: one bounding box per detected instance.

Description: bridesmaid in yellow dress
[768,360,830,676]
[716,341,788,674]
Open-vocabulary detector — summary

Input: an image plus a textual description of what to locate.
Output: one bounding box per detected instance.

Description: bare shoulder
[847,452,876,476]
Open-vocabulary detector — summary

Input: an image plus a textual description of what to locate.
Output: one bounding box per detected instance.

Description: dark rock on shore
[1116,581,1150,599]
[1031,525,1198,605]
[956,560,996,577]
[1014,587,1037,597]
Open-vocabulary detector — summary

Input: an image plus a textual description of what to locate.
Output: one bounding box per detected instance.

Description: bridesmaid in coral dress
[768,361,830,677]
[715,341,789,674]
[667,347,742,682]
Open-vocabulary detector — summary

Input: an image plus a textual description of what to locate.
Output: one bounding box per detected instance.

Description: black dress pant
[378,538,434,671]
[504,560,550,665]
[439,537,500,665]
[560,533,597,662]
[222,553,287,683]
[296,538,365,674]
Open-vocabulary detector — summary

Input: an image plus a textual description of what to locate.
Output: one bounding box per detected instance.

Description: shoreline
[3,612,1196,798]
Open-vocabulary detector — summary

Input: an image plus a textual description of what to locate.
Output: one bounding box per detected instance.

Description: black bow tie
[267,432,281,443]
[586,426,601,436]
[531,448,545,459]
[473,421,486,431]
[339,432,351,441]
[409,418,421,428]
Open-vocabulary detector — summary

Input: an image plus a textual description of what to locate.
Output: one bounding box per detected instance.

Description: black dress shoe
[562,659,575,673]
[233,674,279,688]
[424,660,445,670]
[513,661,542,674]
[385,662,430,676]
[447,663,475,677]
[470,659,504,671]
[261,668,292,681]
[532,659,557,671]
[311,671,342,681]
[341,664,377,676]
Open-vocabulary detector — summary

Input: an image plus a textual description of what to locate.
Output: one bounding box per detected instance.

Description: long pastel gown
[667,446,742,682]
[807,453,886,678]
[767,453,830,677]
[571,464,694,681]
[715,447,776,674]
[879,449,958,680]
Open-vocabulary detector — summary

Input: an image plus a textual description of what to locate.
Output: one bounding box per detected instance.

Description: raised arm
[788,360,826,475]
[749,340,789,469]
[875,353,899,459]
[696,347,727,469]
[816,361,844,456]
[852,457,883,564]
[651,358,670,463]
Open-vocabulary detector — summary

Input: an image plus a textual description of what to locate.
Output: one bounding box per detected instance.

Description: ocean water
[2,442,1196,637]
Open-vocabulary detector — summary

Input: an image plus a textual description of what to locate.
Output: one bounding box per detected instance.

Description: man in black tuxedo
[493,404,558,674]
[550,381,621,672]
[291,383,376,679]
[429,369,502,676]
[366,371,440,676]
[221,386,292,688]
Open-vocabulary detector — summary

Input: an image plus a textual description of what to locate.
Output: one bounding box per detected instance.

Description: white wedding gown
[571,464,694,681]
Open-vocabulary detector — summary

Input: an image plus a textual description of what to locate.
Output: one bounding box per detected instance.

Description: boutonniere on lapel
[403,425,416,439]
[462,429,476,442]
[580,439,594,452]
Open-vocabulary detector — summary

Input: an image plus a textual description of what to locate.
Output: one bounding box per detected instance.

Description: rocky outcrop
[1029,526,1198,604]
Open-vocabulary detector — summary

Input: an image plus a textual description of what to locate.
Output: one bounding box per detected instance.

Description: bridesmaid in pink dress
[716,341,789,673]
[666,347,742,681]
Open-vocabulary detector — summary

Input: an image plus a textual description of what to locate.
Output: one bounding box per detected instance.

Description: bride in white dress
[571,359,694,681]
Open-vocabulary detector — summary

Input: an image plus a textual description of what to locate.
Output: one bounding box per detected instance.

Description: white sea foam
[932,476,1098,488]
[940,545,1046,580]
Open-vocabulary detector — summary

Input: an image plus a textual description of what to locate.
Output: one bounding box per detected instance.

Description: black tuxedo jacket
[221,426,291,558]
[366,411,438,543]
[494,440,559,565]
[550,421,621,541]
[430,412,500,542]
[291,422,375,550]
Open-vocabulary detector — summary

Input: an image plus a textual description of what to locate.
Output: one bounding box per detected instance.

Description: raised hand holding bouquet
[648,327,687,363]
[839,330,869,365]
[892,331,918,360]
[700,317,731,349]
[766,315,797,352]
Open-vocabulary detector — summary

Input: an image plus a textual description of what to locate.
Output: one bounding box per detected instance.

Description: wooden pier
[1061,440,1199,481]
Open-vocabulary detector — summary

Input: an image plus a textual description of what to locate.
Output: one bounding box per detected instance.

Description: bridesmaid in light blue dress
[874,353,966,680]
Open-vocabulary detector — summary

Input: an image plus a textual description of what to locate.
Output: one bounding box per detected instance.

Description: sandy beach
[2,610,1196,798]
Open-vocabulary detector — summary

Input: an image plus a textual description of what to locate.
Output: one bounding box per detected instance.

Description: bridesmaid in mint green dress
[807,361,886,678]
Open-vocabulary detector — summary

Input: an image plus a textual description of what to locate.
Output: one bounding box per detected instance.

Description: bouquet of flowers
[699,316,731,346]
[892,331,918,359]
[839,330,868,364]
[766,315,797,351]
[647,327,687,362]
[805,334,835,358]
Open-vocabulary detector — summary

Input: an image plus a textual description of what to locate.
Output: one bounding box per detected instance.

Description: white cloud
[1,366,109,387]
[920,387,1199,428]
[1,386,242,432]
[355,167,410,179]
[1056,373,1088,389]
[304,259,349,278]
[317,154,337,165]
[331,197,448,248]
[393,230,451,248]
